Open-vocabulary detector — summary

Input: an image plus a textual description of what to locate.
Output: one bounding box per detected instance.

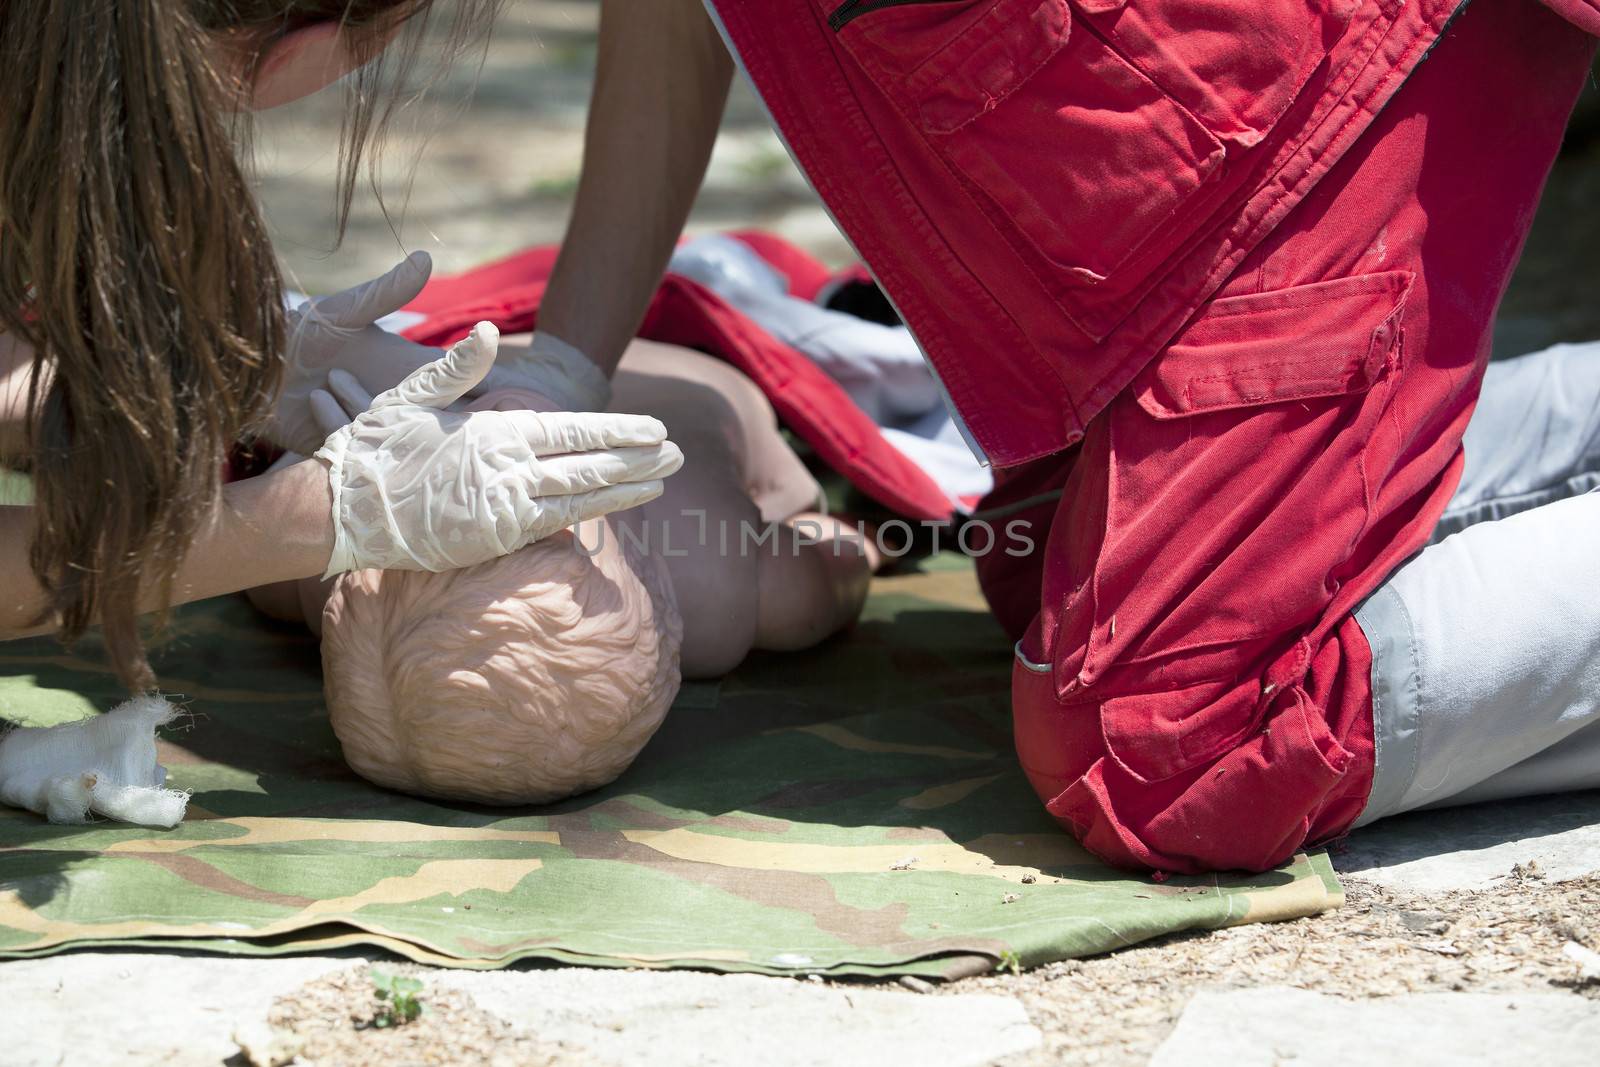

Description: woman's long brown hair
[0,0,498,690]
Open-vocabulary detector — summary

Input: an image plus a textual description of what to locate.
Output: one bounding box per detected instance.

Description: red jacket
[706,0,1470,467]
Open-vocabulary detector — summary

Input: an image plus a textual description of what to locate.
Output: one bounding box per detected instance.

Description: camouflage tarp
[0,554,1342,978]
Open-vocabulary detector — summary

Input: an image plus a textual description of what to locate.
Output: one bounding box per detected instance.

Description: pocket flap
[1135,270,1414,419]
[910,0,1071,133]
[825,0,1073,134]
[1100,677,1265,784]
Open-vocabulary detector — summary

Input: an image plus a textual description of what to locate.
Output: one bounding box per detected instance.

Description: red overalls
[708,0,1600,871]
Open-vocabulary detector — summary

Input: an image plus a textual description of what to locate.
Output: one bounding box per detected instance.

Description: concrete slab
[0,953,1040,1067]
[1335,791,1600,893]
[0,954,351,1067]
[440,967,1040,1067]
[1149,986,1600,1067]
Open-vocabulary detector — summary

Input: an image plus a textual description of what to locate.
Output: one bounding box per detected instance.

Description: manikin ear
[247,18,402,111]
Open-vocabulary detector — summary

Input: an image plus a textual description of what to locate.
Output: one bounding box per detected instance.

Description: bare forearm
[0,459,333,639]
[539,0,734,375]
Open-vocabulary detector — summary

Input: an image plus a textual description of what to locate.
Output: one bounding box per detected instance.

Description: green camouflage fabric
[0,553,1342,978]
[0,468,30,506]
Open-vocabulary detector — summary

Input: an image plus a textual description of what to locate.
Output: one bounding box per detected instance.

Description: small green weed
[368,968,425,1027]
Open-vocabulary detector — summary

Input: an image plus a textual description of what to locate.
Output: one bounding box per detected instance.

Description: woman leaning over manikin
[0,1,683,691]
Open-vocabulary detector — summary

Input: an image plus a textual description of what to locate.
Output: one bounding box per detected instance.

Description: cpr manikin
[250,340,875,805]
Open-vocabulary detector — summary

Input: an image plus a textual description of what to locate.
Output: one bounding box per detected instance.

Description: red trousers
[975,0,1598,872]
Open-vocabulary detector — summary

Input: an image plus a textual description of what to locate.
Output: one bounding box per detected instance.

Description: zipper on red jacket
[828,0,955,32]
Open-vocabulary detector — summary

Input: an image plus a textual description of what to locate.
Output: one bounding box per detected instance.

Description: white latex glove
[0,696,188,827]
[482,330,613,412]
[313,321,682,577]
[269,251,462,455]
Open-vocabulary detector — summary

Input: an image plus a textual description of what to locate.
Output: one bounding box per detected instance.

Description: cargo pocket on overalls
[1079,269,1414,691]
[1095,640,1354,783]
[822,0,1224,340]
[1070,0,1361,150]
[1067,273,1409,860]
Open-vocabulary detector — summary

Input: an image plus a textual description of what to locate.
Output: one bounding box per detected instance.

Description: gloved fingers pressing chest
[313,323,683,577]
[482,330,613,412]
[316,354,667,456]
[269,256,624,455]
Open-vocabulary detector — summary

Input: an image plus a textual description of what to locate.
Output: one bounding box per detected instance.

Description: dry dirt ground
[962,871,1600,1065]
[241,965,583,1067]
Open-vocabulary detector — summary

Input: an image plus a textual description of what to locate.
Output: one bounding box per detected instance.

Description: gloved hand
[481,330,613,412]
[313,321,682,578]
[267,251,460,455]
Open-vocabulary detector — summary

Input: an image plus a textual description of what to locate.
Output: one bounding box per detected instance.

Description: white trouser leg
[1433,341,1600,539]
[1356,342,1600,825]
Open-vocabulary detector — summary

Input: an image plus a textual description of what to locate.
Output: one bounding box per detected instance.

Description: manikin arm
[536,0,734,376]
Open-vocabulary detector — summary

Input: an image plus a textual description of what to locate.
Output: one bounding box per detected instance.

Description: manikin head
[320,518,683,805]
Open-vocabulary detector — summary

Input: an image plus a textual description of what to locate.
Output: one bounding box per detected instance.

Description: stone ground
[8,2,1600,1064]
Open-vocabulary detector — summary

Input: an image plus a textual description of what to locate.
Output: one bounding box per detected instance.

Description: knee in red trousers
[973,0,1597,873]
[1011,623,1373,874]
[994,265,1411,872]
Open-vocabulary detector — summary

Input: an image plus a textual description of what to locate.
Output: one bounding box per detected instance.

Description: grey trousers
[1355,342,1600,826]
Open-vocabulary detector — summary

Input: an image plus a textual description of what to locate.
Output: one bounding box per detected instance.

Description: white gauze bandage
[0,695,189,827]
